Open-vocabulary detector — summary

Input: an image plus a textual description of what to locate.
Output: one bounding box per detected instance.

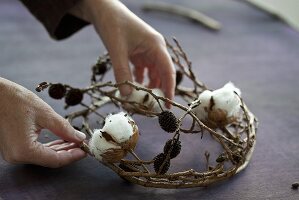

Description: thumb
[37,109,86,143]
[110,52,133,96]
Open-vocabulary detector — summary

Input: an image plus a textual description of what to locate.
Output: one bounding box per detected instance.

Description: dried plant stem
[166,39,206,91]
[120,159,154,165]
[39,38,257,189]
[142,2,221,31]
[129,150,150,174]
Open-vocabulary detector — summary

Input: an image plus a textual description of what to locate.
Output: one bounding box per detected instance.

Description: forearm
[19,0,126,40]
[69,0,116,22]
[19,0,89,39]
[69,0,175,100]
[71,0,159,55]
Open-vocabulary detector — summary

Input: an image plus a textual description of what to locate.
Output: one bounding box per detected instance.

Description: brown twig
[142,2,221,31]
[36,38,257,189]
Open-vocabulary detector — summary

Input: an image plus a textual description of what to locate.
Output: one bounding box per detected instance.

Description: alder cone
[93,62,107,75]
[153,153,170,174]
[48,84,66,99]
[163,139,181,159]
[158,111,179,133]
[65,89,83,106]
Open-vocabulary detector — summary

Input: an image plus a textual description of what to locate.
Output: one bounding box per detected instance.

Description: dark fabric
[19,0,89,39]
[1,0,299,199]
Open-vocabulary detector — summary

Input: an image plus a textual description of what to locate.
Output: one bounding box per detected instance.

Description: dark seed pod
[36,82,49,92]
[158,111,179,133]
[48,84,66,99]
[216,154,226,163]
[93,62,107,75]
[65,88,83,106]
[292,182,299,190]
[163,139,181,159]
[175,70,183,86]
[153,153,170,174]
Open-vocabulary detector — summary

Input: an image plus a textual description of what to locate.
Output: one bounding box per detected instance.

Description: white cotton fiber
[192,82,241,127]
[89,112,139,162]
[115,83,165,112]
[102,112,134,143]
[212,82,241,117]
[89,129,121,161]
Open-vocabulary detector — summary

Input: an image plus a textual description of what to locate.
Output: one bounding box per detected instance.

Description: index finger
[156,46,176,108]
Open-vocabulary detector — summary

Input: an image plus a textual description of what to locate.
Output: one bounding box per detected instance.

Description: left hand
[0,78,87,168]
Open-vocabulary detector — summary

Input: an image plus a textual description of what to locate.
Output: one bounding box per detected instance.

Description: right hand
[70,0,176,107]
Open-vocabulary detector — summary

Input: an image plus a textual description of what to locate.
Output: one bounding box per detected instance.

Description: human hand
[0,78,86,168]
[70,0,176,107]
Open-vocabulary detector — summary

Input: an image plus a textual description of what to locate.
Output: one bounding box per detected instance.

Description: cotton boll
[223,82,241,96]
[149,88,165,112]
[103,112,134,143]
[89,129,122,162]
[115,83,165,113]
[192,82,241,128]
[192,90,213,121]
[212,82,241,118]
[89,112,139,163]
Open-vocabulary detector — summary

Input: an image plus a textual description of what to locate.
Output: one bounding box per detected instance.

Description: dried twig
[142,2,221,31]
[36,38,257,189]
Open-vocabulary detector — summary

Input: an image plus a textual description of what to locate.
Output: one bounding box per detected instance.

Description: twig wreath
[36,38,258,189]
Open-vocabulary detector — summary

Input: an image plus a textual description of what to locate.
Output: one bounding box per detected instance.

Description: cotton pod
[115,83,165,113]
[89,112,139,163]
[192,82,242,128]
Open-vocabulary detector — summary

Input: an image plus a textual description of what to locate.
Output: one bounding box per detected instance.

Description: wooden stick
[142,2,221,31]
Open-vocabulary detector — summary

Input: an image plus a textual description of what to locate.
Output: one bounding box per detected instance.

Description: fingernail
[75,130,86,141]
[120,85,132,97]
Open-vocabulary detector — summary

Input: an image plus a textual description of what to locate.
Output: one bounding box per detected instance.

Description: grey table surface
[0,0,298,199]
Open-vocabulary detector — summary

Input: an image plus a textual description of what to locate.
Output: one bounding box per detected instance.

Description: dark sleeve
[19,0,89,40]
